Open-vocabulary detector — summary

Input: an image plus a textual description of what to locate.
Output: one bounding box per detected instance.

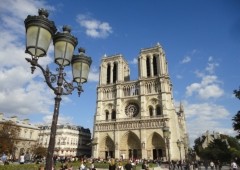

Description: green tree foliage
[234,87,240,100]
[199,139,231,162]
[0,121,20,156]
[194,135,240,162]
[232,87,240,138]
[31,145,47,158]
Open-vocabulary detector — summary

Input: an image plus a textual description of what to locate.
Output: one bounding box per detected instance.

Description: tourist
[142,160,149,170]
[231,160,238,170]
[125,159,133,170]
[19,153,25,164]
[109,158,116,170]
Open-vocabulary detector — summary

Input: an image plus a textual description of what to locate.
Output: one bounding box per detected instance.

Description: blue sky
[0,0,239,146]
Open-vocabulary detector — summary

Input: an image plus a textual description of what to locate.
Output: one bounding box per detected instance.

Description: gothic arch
[146,132,165,160]
[99,134,115,159]
[119,131,141,159]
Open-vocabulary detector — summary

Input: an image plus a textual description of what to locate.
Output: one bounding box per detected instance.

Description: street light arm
[26,57,83,96]
[26,57,56,92]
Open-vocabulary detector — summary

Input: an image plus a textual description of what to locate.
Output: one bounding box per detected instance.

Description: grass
[0,161,158,170]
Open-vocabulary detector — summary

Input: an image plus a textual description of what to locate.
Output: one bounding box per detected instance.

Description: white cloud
[129,58,138,64]
[181,101,233,146]
[181,56,191,64]
[88,67,99,82]
[76,14,113,38]
[186,75,224,99]
[205,63,219,74]
[176,75,183,79]
[0,0,57,119]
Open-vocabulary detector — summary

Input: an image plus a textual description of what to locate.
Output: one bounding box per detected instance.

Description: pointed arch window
[146,57,151,77]
[107,63,111,84]
[149,106,154,117]
[156,105,162,116]
[106,111,109,120]
[113,62,118,83]
[153,55,158,76]
[111,110,116,120]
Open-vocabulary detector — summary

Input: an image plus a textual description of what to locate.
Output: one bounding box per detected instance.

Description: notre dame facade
[92,43,189,161]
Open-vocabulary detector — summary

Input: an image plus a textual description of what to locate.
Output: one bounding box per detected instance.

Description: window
[107,64,111,84]
[113,62,118,83]
[153,55,158,76]
[106,111,109,120]
[149,107,153,116]
[112,110,116,120]
[156,105,162,116]
[146,57,151,77]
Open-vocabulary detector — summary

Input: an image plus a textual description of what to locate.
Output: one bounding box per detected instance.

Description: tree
[199,139,231,162]
[234,87,240,99]
[31,145,47,159]
[0,121,20,158]
[232,87,240,138]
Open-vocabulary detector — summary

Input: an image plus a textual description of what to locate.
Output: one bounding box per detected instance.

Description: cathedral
[92,43,189,161]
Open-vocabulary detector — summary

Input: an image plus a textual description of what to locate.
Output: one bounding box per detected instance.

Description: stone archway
[146,132,165,160]
[119,131,141,159]
[99,135,115,159]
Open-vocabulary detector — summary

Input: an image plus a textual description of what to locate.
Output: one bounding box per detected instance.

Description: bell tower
[92,43,189,161]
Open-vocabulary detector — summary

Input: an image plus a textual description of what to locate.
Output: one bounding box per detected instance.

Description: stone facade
[38,124,91,158]
[0,113,39,160]
[92,44,189,161]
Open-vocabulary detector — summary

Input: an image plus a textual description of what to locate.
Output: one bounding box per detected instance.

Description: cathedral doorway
[153,149,163,160]
[120,131,141,159]
[147,132,165,160]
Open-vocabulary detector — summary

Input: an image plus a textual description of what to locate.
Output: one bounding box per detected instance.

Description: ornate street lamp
[163,126,171,170]
[177,139,182,170]
[24,9,92,170]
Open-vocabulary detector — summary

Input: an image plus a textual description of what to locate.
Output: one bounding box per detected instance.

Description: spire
[179,101,184,113]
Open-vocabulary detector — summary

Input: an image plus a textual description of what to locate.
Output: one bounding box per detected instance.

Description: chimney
[10,116,18,122]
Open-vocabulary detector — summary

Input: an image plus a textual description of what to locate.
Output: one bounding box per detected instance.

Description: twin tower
[92,43,188,161]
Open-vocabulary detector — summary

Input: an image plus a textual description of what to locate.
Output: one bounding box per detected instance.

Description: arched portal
[119,131,141,159]
[146,132,165,160]
[99,135,115,159]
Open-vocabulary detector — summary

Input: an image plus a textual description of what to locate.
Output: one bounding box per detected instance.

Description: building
[199,130,229,149]
[38,124,91,158]
[0,113,39,160]
[92,43,189,161]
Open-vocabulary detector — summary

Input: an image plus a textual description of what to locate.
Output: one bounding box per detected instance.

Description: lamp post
[163,126,171,170]
[177,140,182,170]
[24,9,92,170]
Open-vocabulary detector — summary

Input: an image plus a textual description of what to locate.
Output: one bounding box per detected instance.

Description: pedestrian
[1,153,7,165]
[209,161,214,170]
[125,159,133,170]
[231,160,238,170]
[109,158,116,170]
[142,160,149,170]
[19,153,25,164]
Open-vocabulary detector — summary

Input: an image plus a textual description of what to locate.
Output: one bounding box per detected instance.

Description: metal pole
[167,139,171,170]
[45,95,62,170]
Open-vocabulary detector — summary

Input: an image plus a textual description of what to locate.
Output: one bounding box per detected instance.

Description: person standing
[125,160,133,170]
[109,158,116,170]
[1,153,7,165]
[19,153,25,164]
[231,160,238,170]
